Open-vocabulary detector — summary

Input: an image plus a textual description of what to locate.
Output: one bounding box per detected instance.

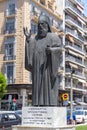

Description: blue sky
[82,0,87,15]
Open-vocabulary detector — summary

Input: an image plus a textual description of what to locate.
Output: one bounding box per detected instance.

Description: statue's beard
[38,29,48,38]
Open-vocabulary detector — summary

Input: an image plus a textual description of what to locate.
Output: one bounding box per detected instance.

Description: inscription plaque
[22,107,66,128]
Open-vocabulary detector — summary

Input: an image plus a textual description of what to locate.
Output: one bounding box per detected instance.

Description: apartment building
[0,0,63,109]
[57,0,87,106]
[84,17,87,103]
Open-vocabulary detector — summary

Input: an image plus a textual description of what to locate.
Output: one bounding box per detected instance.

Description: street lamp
[70,67,75,124]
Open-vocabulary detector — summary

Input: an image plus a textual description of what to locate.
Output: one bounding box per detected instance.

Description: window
[5,36,15,43]
[31,5,38,16]
[8,114,17,120]
[5,44,13,56]
[6,18,15,34]
[6,0,16,16]
[2,114,8,121]
[2,93,18,100]
[8,3,15,15]
[4,37,16,60]
[31,22,37,34]
[5,63,15,84]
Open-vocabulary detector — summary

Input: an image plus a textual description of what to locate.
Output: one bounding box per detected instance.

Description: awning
[76,101,87,106]
[69,63,78,69]
[76,5,83,12]
[78,79,86,83]
[69,50,78,56]
[68,35,74,43]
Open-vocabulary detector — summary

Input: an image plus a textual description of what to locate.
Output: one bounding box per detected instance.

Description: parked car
[67,109,76,125]
[15,110,22,118]
[0,111,21,129]
[74,110,87,124]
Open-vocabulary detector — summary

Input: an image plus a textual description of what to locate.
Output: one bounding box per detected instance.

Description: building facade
[61,0,87,106]
[0,0,64,109]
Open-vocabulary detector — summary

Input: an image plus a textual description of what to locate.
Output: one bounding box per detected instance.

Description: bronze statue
[24,14,62,106]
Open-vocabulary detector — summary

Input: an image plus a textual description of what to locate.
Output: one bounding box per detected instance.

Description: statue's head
[38,14,51,38]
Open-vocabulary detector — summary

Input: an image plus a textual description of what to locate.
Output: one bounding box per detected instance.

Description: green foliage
[0,73,7,99]
[76,125,87,130]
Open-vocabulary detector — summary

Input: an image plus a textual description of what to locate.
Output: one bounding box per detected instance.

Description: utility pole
[70,68,75,124]
[70,73,73,124]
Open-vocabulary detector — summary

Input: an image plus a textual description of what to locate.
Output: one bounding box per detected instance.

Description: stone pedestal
[12,125,75,130]
[12,107,75,130]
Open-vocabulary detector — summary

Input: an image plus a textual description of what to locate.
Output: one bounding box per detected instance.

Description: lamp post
[70,67,75,124]
[70,72,73,124]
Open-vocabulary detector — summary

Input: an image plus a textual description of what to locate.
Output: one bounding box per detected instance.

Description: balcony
[32,0,62,20]
[65,15,83,31]
[65,28,84,43]
[65,41,84,55]
[5,10,16,18]
[65,1,84,21]
[65,55,84,67]
[65,68,85,79]
[65,82,85,92]
[4,55,16,61]
[75,0,84,8]
[5,29,16,35]
[48,1,54,11]
[84,33,87,38]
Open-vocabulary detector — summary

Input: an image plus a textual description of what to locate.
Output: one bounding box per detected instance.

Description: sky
[82,0,87,16]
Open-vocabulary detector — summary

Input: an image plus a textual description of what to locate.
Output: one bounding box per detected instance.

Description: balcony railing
[4,55,16,61]
[65,15,83,29]
[65,1,84,18]
[66,55,83,65]
[76,0,84,7]
[5,29,16,34]
[65,68,85,78]
[6,10,16,16]
[65,41,83,52]
[65,82,84,90]
[65,28,84,42]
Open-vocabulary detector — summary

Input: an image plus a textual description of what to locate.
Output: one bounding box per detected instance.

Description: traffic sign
[62,93,68,100]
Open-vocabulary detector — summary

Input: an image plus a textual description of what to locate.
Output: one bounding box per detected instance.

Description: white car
[75,110,87,124]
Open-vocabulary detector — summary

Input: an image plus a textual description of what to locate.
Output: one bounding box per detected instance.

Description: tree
[0,73,7,99]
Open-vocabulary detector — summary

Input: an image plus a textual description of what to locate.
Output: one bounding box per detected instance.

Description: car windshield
[75,111,84,115]
[15,110,22,114]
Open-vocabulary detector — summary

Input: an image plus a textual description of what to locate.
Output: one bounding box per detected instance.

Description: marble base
[22,107,67,128]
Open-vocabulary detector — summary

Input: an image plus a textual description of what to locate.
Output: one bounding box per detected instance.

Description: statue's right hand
[23,27,31,38]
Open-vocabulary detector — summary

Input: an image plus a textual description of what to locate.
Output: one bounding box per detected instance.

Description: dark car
[15,110,22,118]
[0,111,21,129]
